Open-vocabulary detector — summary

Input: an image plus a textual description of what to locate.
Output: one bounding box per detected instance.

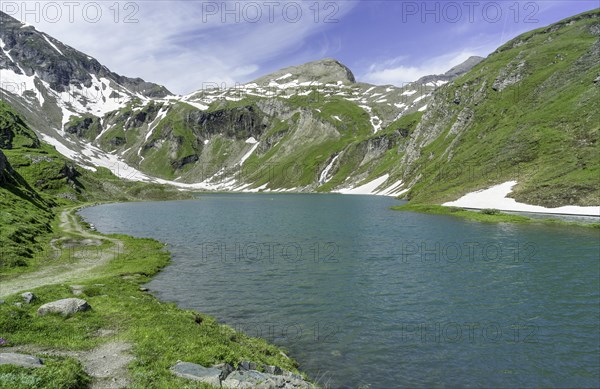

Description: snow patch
[275,73,293,81]
[239,142,260,165]
[319,154,340,184]
[443,181,600,216]
[337,174,390,195]
[183,100,209,110]
[42,34,64,55]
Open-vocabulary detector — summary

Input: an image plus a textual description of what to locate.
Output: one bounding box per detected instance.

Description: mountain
[1,8,481,193]
[1,9,598,207]
[252,58,357,85]
[0,11,171,139]
[401,9,599,206]
[416,56,485,84]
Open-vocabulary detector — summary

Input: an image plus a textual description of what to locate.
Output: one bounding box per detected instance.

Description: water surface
[80,194,600,388]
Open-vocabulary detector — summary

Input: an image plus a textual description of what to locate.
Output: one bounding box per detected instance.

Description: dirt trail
[0,208,124,298]
[2,341,133,389]
[1,207,133,388]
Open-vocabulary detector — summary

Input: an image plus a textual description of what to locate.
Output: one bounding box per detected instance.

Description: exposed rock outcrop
[37,298,91,316]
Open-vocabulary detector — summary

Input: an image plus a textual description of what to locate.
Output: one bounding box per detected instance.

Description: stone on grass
[21,292,36,304]
[0,353,44,368]
[170,361,222,386]
[70,285,85,296]
[37,298,91,317]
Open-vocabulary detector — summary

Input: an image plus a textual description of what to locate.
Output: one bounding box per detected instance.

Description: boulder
[0,353,44,368]
[21,292,36,304]
[170,361,222,386]
[37,298,90,316]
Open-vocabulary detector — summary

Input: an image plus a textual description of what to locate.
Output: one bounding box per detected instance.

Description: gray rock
[13,302,22,308]
[170,361,222,386]
[0,353,44,368]
[222,370,277,389]
[21,292,36,304]
[238,360,257,371]
[212,362,234,380]
[70,285,85,296]
[37,298,91,316]
[0,300,4,305]
[263,365,283,375]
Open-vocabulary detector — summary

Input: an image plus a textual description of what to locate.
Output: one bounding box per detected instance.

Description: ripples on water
[80,194,600,388]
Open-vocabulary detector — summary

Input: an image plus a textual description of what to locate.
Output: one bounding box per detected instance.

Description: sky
[3,0,598,94]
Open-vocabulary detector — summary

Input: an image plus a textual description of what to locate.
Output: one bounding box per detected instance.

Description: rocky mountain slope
[1,9,598,206]
[0,10,474,194]
[401,9,599,206]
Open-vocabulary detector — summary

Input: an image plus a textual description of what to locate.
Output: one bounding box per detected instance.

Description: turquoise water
[79,194,600,388]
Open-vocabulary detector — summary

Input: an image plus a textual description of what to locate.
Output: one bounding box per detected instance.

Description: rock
[238,360,258,371]
[21,292,36,304]
[263,365,283,375]
[139,287,149,292]
[0,353,44,368]
[13,302,22,308]
[171,362,222,386]
[70,285,85,296]
[37,298,91,316]
[222,370,277,389]
[0,300,4,305]
[212,362,234,380]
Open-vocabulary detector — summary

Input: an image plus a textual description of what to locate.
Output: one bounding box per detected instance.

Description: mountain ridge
[1,9,598,208]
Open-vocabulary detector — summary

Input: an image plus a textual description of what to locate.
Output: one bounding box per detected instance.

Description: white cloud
[4,1,357,94]
[360,46,495,86]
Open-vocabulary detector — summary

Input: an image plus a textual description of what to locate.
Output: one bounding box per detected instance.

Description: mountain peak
[0,10,172,98]
[252,58,356,86]
[444,56,485,77]
[416,56,485,85]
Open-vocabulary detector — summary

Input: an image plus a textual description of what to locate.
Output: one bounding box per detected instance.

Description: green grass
[0,356,89,389]
[0,102,189,272]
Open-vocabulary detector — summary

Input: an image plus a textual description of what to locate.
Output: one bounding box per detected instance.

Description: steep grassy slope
[0,101,187,271]
[401,9,600,206]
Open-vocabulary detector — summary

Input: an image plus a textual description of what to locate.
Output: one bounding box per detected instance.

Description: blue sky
[5,0,598,94]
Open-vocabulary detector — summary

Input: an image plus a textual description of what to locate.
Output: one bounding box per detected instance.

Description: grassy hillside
[402,9,600,207]
[0,101,188,272]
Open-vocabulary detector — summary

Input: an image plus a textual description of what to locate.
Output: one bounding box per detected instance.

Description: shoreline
[392,203,600,229]
[0,204,319,388]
